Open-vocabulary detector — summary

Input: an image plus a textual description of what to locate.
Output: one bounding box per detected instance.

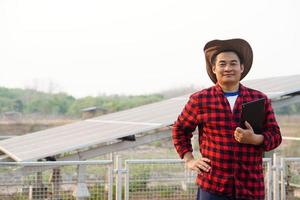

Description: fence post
[106,152,114,200]
[273,153,280,200]
[124,160,129,200]
[108,164,113,200]
[280,158,286,200]
[264,158,273,200]
[73,164,90,200]
[116,155,123,200]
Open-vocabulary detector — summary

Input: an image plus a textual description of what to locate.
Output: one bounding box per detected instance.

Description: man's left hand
[234,121,264,145]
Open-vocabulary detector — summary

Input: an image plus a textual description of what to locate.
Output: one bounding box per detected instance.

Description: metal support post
[108,162,113,200]
[116,155,123,200]
[273,153,279,200]
[73,165,90,200]
[124,161,129,200]
[280,158,286,200]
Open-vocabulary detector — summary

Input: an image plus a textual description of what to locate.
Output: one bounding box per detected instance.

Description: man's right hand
[186,158,211,175]
[183,152,211,175]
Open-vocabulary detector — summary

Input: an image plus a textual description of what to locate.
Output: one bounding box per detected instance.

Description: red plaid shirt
[172,84,281,200]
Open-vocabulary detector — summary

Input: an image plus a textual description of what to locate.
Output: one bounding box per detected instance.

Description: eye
[230,62,238,66]
[218,63,226,67]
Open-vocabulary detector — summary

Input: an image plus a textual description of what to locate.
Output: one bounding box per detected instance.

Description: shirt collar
[224,91,239,97]
[214,83,246,96]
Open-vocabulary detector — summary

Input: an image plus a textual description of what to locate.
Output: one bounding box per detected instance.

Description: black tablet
[240,98,265,132]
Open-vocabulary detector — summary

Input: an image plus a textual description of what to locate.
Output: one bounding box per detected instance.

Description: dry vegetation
[276,115,300,157]
[0,117,76,136]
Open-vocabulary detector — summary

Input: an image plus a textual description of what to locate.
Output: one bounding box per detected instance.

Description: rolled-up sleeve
[172,94,201,158]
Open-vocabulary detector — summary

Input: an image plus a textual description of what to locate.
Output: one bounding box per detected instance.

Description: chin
[223,77,236,81]
[221,79,239,85]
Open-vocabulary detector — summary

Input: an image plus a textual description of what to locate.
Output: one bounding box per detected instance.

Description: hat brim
[204,38,253,83]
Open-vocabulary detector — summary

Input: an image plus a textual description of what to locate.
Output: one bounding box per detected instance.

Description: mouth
[223,74,235,77]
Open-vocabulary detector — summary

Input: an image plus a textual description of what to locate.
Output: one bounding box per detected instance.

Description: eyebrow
[217,59,238,63]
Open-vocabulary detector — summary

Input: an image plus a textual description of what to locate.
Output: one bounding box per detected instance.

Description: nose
[224,64,232,71]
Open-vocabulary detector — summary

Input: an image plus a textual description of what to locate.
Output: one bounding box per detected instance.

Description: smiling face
[212,51,244,91]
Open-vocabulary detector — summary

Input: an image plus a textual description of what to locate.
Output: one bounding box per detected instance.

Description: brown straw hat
[203,38,253,83]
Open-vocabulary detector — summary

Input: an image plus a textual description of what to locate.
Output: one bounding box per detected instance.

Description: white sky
[0,0,299,98]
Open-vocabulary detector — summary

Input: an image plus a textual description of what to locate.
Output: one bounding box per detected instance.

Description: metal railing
[280,157,300,200]
[0,160,113,200]
[0,155,299,200]
[124,158,197,200]
[122,157,273,200]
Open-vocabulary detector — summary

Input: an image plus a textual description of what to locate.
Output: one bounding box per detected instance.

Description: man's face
[212,51,244,86]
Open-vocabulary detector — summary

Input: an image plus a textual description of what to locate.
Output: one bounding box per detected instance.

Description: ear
[240,64,244,73]
[212,65,216,74]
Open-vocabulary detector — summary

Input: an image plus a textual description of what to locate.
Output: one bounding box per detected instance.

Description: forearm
[261,127,282,151]
[261,100,282,151]
[183,151,194,162]
[252,133,264,145]
[172,94,200,159]
[172,125,194,159]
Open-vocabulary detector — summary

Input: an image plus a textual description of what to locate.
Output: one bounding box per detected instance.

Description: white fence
[122,157,272,200]
[124,158,198,200]
[0,160,113,200]
[0,155,299,200]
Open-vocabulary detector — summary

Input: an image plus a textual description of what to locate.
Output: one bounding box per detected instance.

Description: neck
[219,83,240,93]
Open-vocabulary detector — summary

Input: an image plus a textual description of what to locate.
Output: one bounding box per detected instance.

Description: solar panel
[0,97,188,161]
[242,74,300,99]
[0,74,300,162]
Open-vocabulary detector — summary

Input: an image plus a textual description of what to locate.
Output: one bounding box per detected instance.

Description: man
[172,38,281,200]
